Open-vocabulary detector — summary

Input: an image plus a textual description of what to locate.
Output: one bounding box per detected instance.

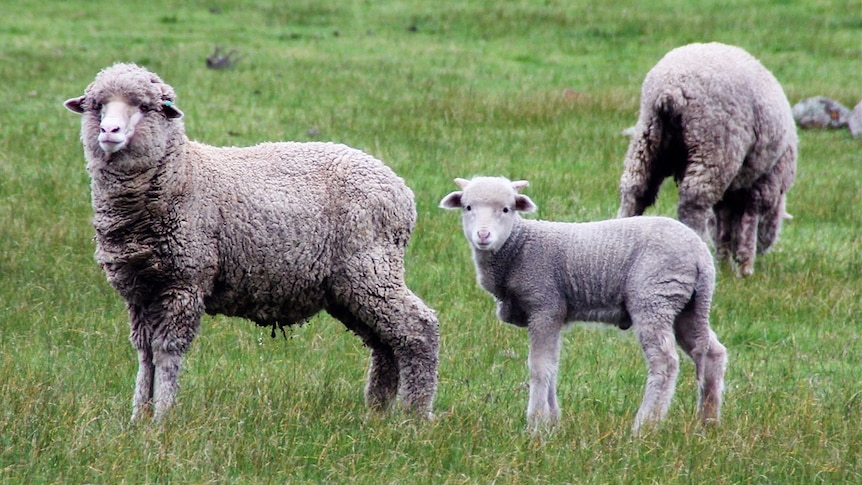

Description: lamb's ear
[439,191,464,210]
[162,101,183,119]
[511,180,529,192]
[454,178,470,189]
[515,194,537,213]
[64,96,86,114]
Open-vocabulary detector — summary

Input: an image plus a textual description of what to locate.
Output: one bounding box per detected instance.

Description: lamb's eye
[140,104,151,113]
[502,207,510,213]
[465,205,471,211]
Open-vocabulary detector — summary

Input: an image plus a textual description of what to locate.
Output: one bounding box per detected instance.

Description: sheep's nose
[477,230,491,242]
[100,124,122,134]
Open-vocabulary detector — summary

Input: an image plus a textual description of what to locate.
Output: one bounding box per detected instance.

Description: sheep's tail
[617,88,685,218]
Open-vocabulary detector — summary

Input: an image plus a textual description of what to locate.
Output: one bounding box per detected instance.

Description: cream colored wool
[617,42,797,277]
[65,63,438,421]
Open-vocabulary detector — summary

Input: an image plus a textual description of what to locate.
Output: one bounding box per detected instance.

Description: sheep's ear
[439,191,464,210]
[64,96,86,114]
[454,178,470,189]
[515,194,537,213]
[511,180,529,192]
[163,102,183,119]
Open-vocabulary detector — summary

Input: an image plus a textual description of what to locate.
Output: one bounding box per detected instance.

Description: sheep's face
[64,63,184,160]
[439,176,537,252]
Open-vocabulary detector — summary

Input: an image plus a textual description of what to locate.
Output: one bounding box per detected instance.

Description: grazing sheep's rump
[65,63,439,421]
[617,42,797,277]
[441,176,727,434]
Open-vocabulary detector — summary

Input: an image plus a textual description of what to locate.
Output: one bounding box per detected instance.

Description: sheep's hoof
[736,261,755,278]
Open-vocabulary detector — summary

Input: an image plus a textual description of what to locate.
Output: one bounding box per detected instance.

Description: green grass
[1,0,860,483]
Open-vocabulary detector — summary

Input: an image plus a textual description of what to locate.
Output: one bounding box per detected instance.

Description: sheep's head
[64,63,184,159]
[439,176,537,252]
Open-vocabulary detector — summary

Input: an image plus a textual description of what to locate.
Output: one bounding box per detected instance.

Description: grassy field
[1,0,860,483]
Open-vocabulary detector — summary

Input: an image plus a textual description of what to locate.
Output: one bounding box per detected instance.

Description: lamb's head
[64,63,184,162]
[439,176,537,252]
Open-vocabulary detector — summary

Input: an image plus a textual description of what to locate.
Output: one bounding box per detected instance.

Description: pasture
[1,0,859,483]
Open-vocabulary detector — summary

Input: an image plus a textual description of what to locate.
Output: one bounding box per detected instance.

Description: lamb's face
[439,177,537,252]
[64,63,184,159]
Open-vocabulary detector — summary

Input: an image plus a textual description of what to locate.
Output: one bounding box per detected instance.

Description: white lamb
[64,63,439,421]
[440,176,727,434]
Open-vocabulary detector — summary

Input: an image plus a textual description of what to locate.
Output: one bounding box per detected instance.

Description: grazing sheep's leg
[712,204,733,262]
[525,319,562,429]
[676,141,744,243]
[756,195,784,255]
[327,304,399,411]
[632,317,679,434]
[732,206,759,277]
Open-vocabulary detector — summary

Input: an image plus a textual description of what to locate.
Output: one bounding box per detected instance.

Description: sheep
[63,63,439,421]
[440,176,727,434]
[617,42,797,277]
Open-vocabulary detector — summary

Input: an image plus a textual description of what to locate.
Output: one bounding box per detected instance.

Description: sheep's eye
[465,205,472,211]
[140,104,151,113]
[502,207,510,213]
[93,102,103,112]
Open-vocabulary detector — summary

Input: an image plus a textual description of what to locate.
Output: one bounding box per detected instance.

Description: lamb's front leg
[526,318,562,430]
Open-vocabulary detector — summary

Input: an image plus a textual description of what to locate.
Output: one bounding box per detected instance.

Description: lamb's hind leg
[632,315,680,434]
[674,299,727,426]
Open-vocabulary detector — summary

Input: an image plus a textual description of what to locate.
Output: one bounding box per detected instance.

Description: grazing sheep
[64,63,439,421]
[440,176,727,434]
[617,42,797,277]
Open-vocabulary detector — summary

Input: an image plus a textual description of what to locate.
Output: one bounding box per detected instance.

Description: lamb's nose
[100,124,121,134]
[477,230,490,242]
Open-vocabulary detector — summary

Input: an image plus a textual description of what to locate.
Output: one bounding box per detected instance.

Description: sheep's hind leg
[632,317,679,435]
[327,304,399,412]
[732,206,759,277]
[331,260,439,418]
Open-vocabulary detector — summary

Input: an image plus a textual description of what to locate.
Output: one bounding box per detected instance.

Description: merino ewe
[64,63,439,421]
[617,42,797,277]
[440,176,727,434]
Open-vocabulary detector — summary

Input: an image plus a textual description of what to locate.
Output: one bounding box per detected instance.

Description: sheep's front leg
[526,319,562,429]
[148,292,204,421]
[129,303,155,421]
[131,346,155,421]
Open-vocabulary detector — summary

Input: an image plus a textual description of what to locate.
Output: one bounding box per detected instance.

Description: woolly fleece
[617,42,797,277]
[65,63,439,420]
